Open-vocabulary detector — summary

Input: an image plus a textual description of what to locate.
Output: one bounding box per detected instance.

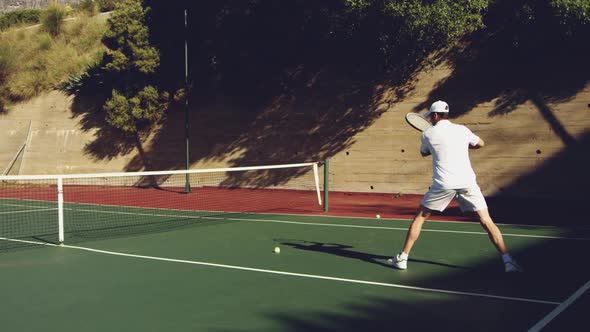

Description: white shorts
[420,186,487,212]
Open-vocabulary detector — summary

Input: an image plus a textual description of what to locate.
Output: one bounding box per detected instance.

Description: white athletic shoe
[387,254,407,270]
[504,260,523,273]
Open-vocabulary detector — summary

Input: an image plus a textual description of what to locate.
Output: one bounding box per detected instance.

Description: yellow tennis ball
[274,246,281,254]
[376,214,381,219]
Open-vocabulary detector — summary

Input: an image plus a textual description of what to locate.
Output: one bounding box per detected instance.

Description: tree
[96,0,118,12]
[104,86,168,133]
[339,0,490,75]
[551,0,590,26]
[102,0,168,135]
[148,1,491,89]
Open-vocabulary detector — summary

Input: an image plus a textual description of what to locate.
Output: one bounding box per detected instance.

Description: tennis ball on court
[376,214,381,219]
[274,246,281,254]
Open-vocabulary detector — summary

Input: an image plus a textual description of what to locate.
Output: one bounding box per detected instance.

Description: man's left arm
[467,129,483,149]
[469,138,484,149]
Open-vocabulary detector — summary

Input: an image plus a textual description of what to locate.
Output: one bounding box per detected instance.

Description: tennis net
[0,162,322,248]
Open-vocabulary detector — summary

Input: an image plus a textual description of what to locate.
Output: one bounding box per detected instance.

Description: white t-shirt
[420,120,481,189]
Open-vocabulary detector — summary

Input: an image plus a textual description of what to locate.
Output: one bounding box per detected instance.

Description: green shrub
[96,0,117,12]
[0,8,107,103]
[0,44,16,83]
[41,4,68,36]
[77,0,98,16]
[65,16,107,52]
[0,9,41,31]
[37,33,53,51]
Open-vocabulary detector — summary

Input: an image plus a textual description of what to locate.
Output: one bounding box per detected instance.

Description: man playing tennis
[388,100,522,272]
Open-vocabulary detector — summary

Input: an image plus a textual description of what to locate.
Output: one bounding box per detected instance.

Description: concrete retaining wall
[2,68,589,199]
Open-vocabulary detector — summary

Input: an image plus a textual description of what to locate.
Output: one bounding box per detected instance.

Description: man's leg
[388,189,455,270]
[458,188,522,272]
[476,208,507,254]
[475,208,522,272]
[402,205,432,254]
[387,205,432,269]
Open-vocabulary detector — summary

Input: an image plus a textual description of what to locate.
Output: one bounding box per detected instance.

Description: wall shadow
[120,67,387,187]
[60,61,139,162]
[485,131,590,227]
[409,1,589,208]
[136,1,404,188]
[65,1,411,188]
[60,1,589,200]
[413,1,589,148]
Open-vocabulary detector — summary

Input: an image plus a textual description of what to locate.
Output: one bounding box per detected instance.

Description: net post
[57,177,64,244]
[313,162,322,206]
[323,159,329,212]
[183,8,191,194]
[184,173,191,193]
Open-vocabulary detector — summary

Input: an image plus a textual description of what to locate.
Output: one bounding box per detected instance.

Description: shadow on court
[267,230,589,332]
[264,296,546,332]
[279,239,467,270]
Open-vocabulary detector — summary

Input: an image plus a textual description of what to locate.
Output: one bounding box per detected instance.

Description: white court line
[283,212,590,230]
[0,236,560,306]
[221,217,590,241]
[1,202,587,240]
[0,208,57,215]
[0,202,57,215]
[58,208,590,241]
[0,202,55,209]
[528,280,590,331]
[73,204,590,231]
[3,197,587,231]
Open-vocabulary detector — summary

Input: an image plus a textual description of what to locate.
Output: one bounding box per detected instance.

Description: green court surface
[1,204,589,331]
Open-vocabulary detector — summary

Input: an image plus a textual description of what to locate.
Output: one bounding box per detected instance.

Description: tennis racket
[405,113,432,132]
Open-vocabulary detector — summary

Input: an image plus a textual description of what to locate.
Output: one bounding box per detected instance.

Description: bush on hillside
[40,4,68,36]
[37,33,53,51]
[77,0,98,16]
[0,9,41,31]
[0,44,16,109]
[0,7,106,104]
[0,44,15,89]
[97,0,117,12]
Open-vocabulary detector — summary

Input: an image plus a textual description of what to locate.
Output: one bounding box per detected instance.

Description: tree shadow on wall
[121,66,389,188]
[65,63,390,188]
[60,62,139,163]
[64,1,418,188]
[62,62,174,173]
[485,131,590,227]
[411,1,589,213]
[65,1,589,192]
[413,1,589,148]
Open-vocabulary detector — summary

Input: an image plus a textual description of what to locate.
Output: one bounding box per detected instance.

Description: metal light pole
[184,8,191,193]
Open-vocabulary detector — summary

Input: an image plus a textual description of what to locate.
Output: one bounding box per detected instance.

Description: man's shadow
[278,239,466,270]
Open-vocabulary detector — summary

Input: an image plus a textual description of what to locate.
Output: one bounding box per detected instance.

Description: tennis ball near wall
[274,246,281,254]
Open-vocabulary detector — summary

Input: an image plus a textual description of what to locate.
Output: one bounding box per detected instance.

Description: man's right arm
[420,134,431,156]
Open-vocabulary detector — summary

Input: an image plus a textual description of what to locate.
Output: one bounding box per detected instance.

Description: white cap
[424,100,449,117]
